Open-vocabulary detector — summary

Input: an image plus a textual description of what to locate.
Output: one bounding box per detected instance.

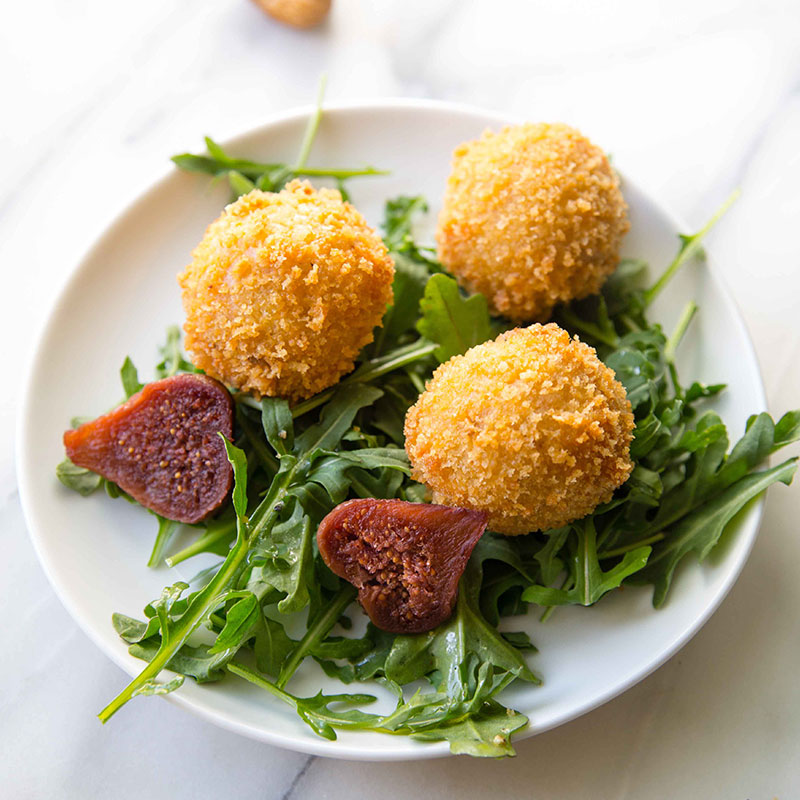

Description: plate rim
[16,97,768,761]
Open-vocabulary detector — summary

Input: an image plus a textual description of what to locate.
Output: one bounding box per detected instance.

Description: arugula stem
[229,662,392,733]
[277,585,356,688]
[209,612,226,630]
[229,662,300,709]
[579,518,597,605]
[295,75,326,171]
[664,300,698,363]
[539,573,571,622]
[147,517,178,568]
[559,308,619,347]
[406,368,426,395]
[295,166,388,179]
[668,361,683,399]
[165,519,236,568]
[618,313,641,333]
[371,316,389,359]
[643,190,739,307]
[598,533,665,559]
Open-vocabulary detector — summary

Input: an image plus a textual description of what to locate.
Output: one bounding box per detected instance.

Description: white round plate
[17,100,765,760]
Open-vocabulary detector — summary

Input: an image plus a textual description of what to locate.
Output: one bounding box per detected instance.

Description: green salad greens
[57,109,799,758]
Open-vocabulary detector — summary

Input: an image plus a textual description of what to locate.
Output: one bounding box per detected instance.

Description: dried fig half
[63,374,233,524]
[317,499,488,634]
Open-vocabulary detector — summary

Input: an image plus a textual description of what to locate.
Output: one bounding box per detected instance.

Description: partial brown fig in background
[252,0,331,29]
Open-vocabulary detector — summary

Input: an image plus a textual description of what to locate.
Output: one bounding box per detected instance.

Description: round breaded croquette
[404,324,634,535]
[178,180,394,402]
[436,123,629,323]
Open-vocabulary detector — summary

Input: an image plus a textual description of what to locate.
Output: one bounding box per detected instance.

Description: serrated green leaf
[411,700,528,757]
[522,521,651,607]
[416,274,492,362]
[251,500,315,613]
[639,458,797,607]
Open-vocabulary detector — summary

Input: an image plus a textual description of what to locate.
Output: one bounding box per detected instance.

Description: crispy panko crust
[436,123,629,323]
[178,180,394,401]
[404,324,634,535]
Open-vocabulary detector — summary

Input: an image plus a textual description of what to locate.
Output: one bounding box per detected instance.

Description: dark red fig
[317,499,488,634]
[63,374,233,524]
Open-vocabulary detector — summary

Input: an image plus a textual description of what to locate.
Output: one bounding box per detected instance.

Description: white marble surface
[3,0,800,796]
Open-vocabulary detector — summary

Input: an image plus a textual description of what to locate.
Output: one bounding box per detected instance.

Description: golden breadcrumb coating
[404,324,634,535]
[436,123,629,323]
[178,180,394,401]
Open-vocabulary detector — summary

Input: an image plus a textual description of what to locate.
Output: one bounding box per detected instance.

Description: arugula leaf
[294,385,384,455]
[602,258,649,317]
[381,551,539,693]
[261,397,294,455]
[320,447,410,472]
[775,409,800,447]
[207,591,296,677]
[99,440,273,721]
[208,593,261,655]
[416,274,493,362]
[410,698,528,758]
[228,658,527,756]
[522,520,651,607]
[637,458,797,606]
[155,325,199,379]
[56,458,103,496]
[228,662,381,741]
[251,500,315,613]
[128,638,233,683]
[383,195,428,251]
[382,195,441,272]
[120,357,143,399]
[254,616,297,677]
[534,528,570,586]
[171,136,386,201]
[112,612,160,644]
[223,437,249,520]
[373,253,431,355]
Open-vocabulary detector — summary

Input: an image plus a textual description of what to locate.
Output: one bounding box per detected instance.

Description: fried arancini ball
[178,180,394,402]
[404,324,634,535]
[436,123,629,323]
